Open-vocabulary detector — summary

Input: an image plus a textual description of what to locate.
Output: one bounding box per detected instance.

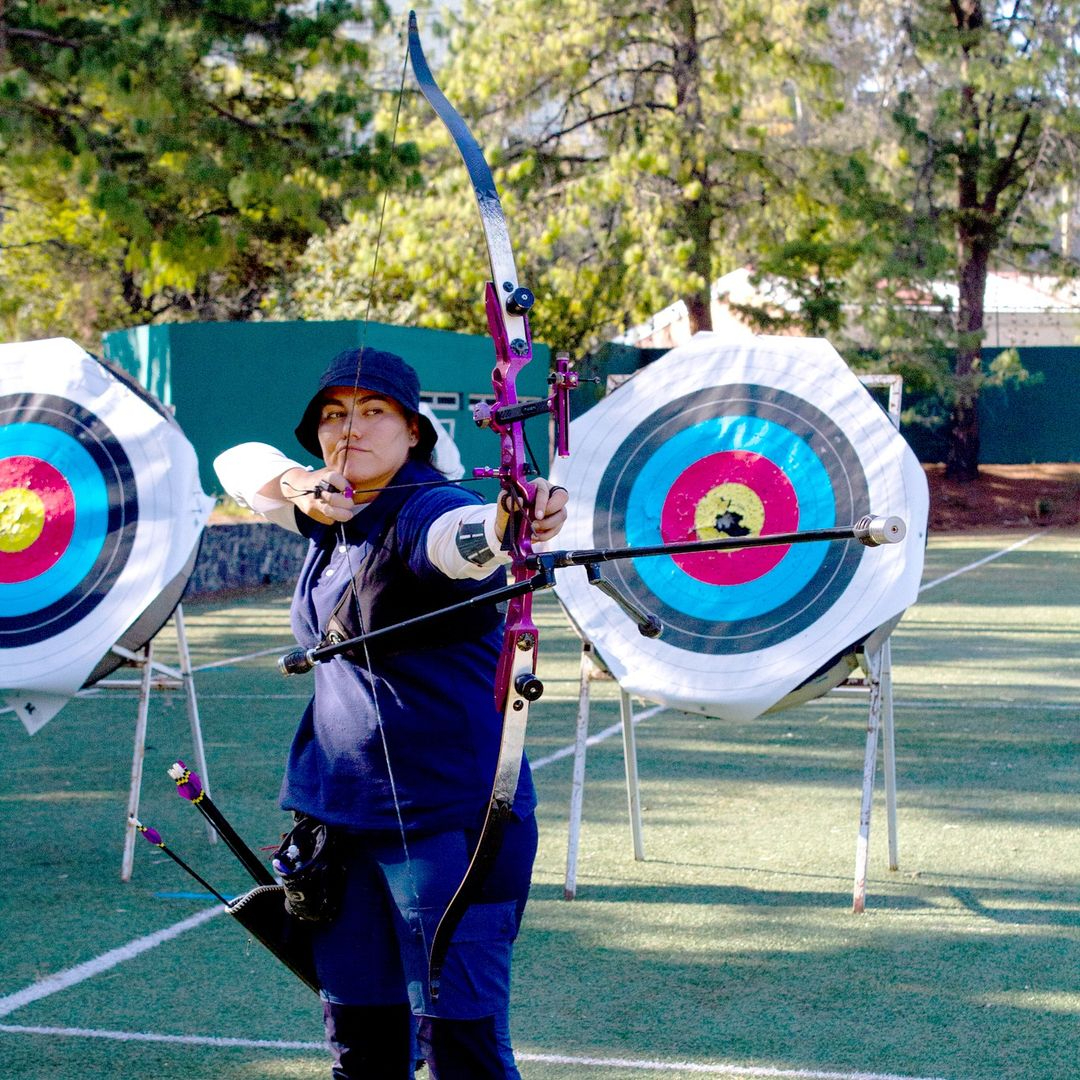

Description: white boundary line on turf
[521,1051,951,1079]
[0,1024,320,1051]
[918,531,1042,594]
[0,906,225,1019]
[530,704,667,769]
[192,645,294,672]
[0,1025,953,1080]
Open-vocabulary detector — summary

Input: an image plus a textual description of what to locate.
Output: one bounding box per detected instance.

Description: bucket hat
[294,347,438,460]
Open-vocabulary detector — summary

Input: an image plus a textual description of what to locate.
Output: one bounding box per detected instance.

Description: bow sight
[473,353,583,459]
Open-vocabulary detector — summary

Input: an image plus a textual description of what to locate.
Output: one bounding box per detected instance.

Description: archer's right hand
[277,467,357,524]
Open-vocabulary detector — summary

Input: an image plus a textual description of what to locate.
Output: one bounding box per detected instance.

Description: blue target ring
[594,384,869,654]
[0,394,138,646]
[1,423,110,615]
[625,416,835,621]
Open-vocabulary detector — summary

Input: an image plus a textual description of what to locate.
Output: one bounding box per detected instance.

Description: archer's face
[316,386,419,499]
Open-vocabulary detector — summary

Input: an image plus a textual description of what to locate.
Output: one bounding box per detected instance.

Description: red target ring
[660,451,799,585]
[0,456,76,583]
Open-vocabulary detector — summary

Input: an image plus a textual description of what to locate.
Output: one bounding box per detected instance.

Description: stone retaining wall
[186,522,307,597]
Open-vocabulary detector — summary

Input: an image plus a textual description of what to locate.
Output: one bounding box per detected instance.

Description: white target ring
[550,334,928,721]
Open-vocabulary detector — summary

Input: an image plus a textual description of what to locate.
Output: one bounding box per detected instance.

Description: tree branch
[3,26,83,49]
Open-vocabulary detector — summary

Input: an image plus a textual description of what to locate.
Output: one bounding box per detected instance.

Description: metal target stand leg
[881,639,900,869]
[564,644,594,900]
[851,638,899,912]
[120,640,155,882]
[173,604,215,846]
[620,688,646,862]
[85,603,214,881]
[565,642,660,899]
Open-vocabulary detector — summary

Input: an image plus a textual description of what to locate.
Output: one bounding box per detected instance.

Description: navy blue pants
[311,813,537,1079]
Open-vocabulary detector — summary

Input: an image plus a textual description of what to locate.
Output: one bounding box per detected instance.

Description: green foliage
[0,164,129,346]
[275,0,837,356]
[0,0,398,328]
[735,0,1080,472]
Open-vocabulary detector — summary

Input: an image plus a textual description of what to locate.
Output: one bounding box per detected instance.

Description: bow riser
[483,261,539,714]
[483,281,538,498]
[494,599,539,710]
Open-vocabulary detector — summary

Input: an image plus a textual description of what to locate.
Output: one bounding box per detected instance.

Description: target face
[550,335,929,722]
[0,338,213,733]
[600,385,869,653]
[0,396,137,644]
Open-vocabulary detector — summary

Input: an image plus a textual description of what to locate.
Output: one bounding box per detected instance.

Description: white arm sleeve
[213,442,309,534]
[426,503,512,579]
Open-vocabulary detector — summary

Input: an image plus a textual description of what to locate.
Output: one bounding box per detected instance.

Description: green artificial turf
[2,531,1077,1079]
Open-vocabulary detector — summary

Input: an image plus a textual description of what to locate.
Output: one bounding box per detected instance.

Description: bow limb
[407,10,541,1000]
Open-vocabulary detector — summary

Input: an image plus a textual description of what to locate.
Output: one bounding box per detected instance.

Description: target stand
[562,634,898,912]
[79,603,216,881]
[555,362,917,913]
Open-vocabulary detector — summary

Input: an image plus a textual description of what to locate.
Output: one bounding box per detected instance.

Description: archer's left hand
[495,479,569,546]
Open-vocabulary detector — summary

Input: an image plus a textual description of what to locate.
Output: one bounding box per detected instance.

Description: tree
[0,164,128,343]
[745,0,1080,479]
[0,0,403,332]
[277,0,835,357]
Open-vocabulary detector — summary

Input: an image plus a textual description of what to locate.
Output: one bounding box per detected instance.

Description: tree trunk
[670,0,713,335]
[946,252,988,481]
[945,379,980,480]
[946,0,989,482]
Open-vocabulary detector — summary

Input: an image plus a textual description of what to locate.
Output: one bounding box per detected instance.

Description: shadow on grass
[516,904,1080,1080]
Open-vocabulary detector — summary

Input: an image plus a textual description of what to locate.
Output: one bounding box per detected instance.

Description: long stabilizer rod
[278,515,905,674]
[539,514,905,568]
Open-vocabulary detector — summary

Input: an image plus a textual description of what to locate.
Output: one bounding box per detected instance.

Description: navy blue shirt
[281,461,537,832]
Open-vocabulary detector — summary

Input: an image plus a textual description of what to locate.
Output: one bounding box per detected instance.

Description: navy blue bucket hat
[294,347,438,460]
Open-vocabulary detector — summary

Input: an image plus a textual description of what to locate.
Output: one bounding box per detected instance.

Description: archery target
[549,334,928,722]
[1,339,213,733]
[0,397,137,643]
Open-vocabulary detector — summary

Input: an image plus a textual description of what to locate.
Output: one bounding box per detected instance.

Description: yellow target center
[694,483,765,540]
[0,487,47,553]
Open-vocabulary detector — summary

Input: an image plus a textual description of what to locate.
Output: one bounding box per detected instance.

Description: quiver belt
[272,815,345,923]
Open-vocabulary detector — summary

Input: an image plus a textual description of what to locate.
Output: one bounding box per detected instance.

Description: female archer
[214,346,567,1079]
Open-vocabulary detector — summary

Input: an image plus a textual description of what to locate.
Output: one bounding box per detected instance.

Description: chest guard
[320,486,504,660]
